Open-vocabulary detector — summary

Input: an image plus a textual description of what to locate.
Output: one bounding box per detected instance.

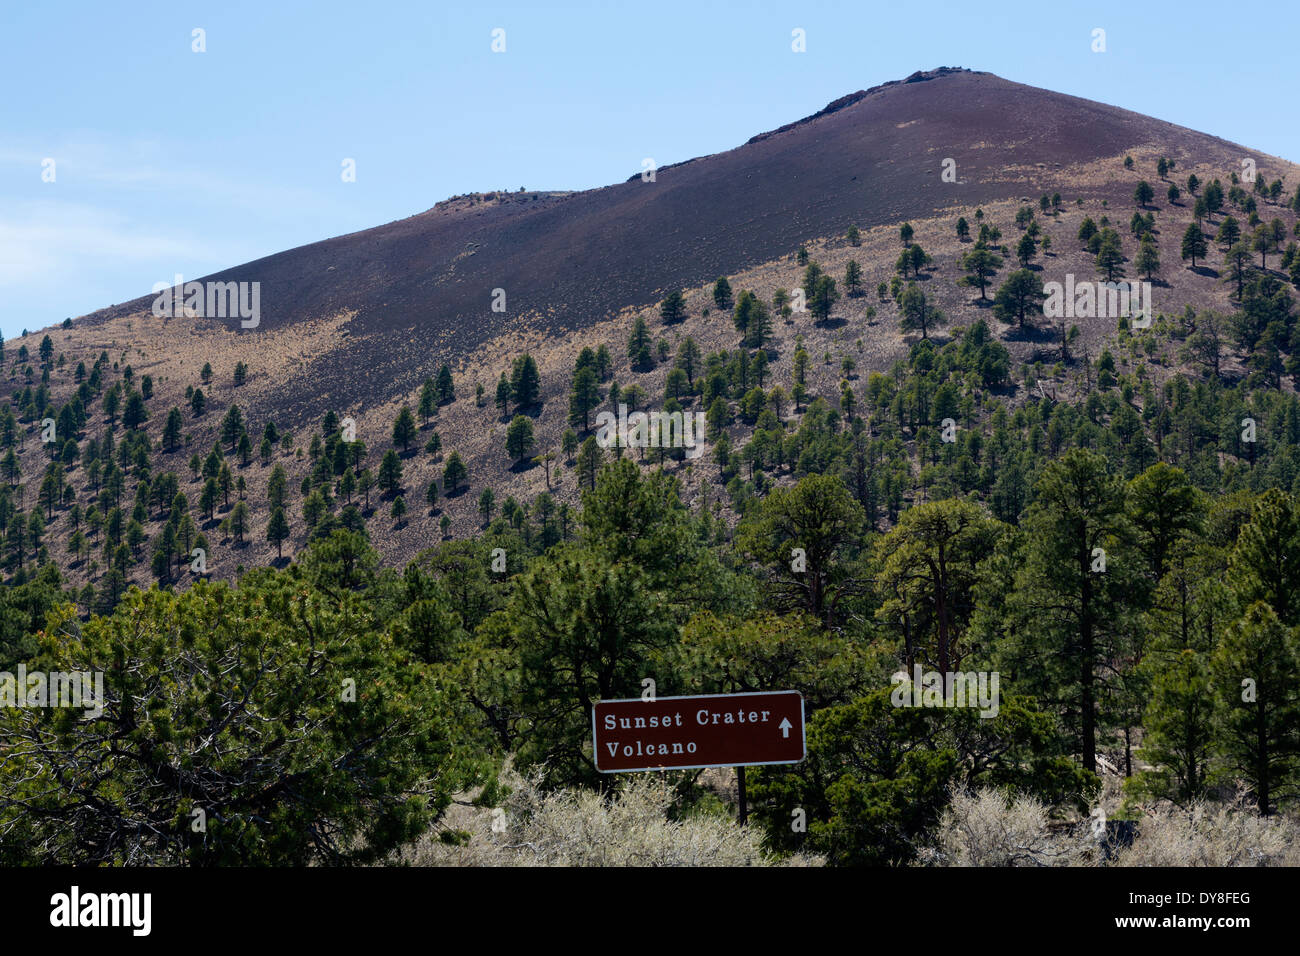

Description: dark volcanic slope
[82,67,1263,423]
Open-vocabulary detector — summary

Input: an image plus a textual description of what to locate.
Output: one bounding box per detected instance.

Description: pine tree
[999,449,1142,776]
[1016,233,1037,267]
[908,243,930,277]
[576,436,602,490]
[1210,602,1300,815]
[733,290,773,348]
[435,364,455,404]
[392,406,417,452]
[442,451,467,493]
[357,469,374,511]
[712,277,733,311]
[229,500,249,543]
[628,316,653,370]
[568,366,602,431]
[1223,241,1251,298]
[268,464,287,512]
[844,260,863,296]
[1078,217,1098,246]
[267,506,289,558]
[659,291,686,325]
[668,340,701,392]
[200,478,220,520]
[593,344,612,380]
[495,373,512,417]
[505,415,535,465]
[959,245,1003,300]
[418,378,437,424]
[1135,237,1161,280]
[992,269,1046,331]
[217,464,233,508]
[808,274,839,321]
[1132,649,1213,803]
[378,449,403,496]
[1095,228,1125,281]
[1181,223,1208,269]
[162,407,183,452]
[510,353,541,409]
[898,284,935,339]
[123,392,148,430]
[1252,224,1275,269]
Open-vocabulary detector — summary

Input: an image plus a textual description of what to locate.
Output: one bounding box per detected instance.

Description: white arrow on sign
[779,717,792,738]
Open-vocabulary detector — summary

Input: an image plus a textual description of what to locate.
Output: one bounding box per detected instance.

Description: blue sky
[2,0,1295,339]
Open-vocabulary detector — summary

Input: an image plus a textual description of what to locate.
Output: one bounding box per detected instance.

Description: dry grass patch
[396,770,822,867]
[919,786,1300,867]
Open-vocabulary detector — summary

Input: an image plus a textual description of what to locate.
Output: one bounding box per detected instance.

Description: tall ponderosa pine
[808,275,839,322]
[505,415,535,465]
[712,277,733,311]
[998,449,1143,776]
[392,406,417,452]
[1132,649,1214,804]
[568,365,602,432]
[874,498,1001,674]
[627,316,653,370]
[1182,223,1208,268]
[733,290,773,348]
[1210,602,1300,815]
[435,365,455,404]
[442,451,467,493]
[510,354,541,409]
[378,449,403,496]
[418,378,437,424]
[844,260,863,296]
[1135,237,1161,280]
[1095,228,1125,281]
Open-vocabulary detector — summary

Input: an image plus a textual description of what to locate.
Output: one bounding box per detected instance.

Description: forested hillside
[5,104,1300,866]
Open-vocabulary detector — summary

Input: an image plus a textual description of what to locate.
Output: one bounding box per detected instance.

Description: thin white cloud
[0,200,224,287]
[0,135,341,213]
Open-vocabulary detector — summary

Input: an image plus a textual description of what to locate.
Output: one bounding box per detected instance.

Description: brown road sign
[593,690,805,773]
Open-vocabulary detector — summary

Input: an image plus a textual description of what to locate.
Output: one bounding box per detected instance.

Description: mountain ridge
[63,68,1296,430]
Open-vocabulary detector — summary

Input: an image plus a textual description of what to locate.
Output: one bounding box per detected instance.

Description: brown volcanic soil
[74,67,1289,429]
